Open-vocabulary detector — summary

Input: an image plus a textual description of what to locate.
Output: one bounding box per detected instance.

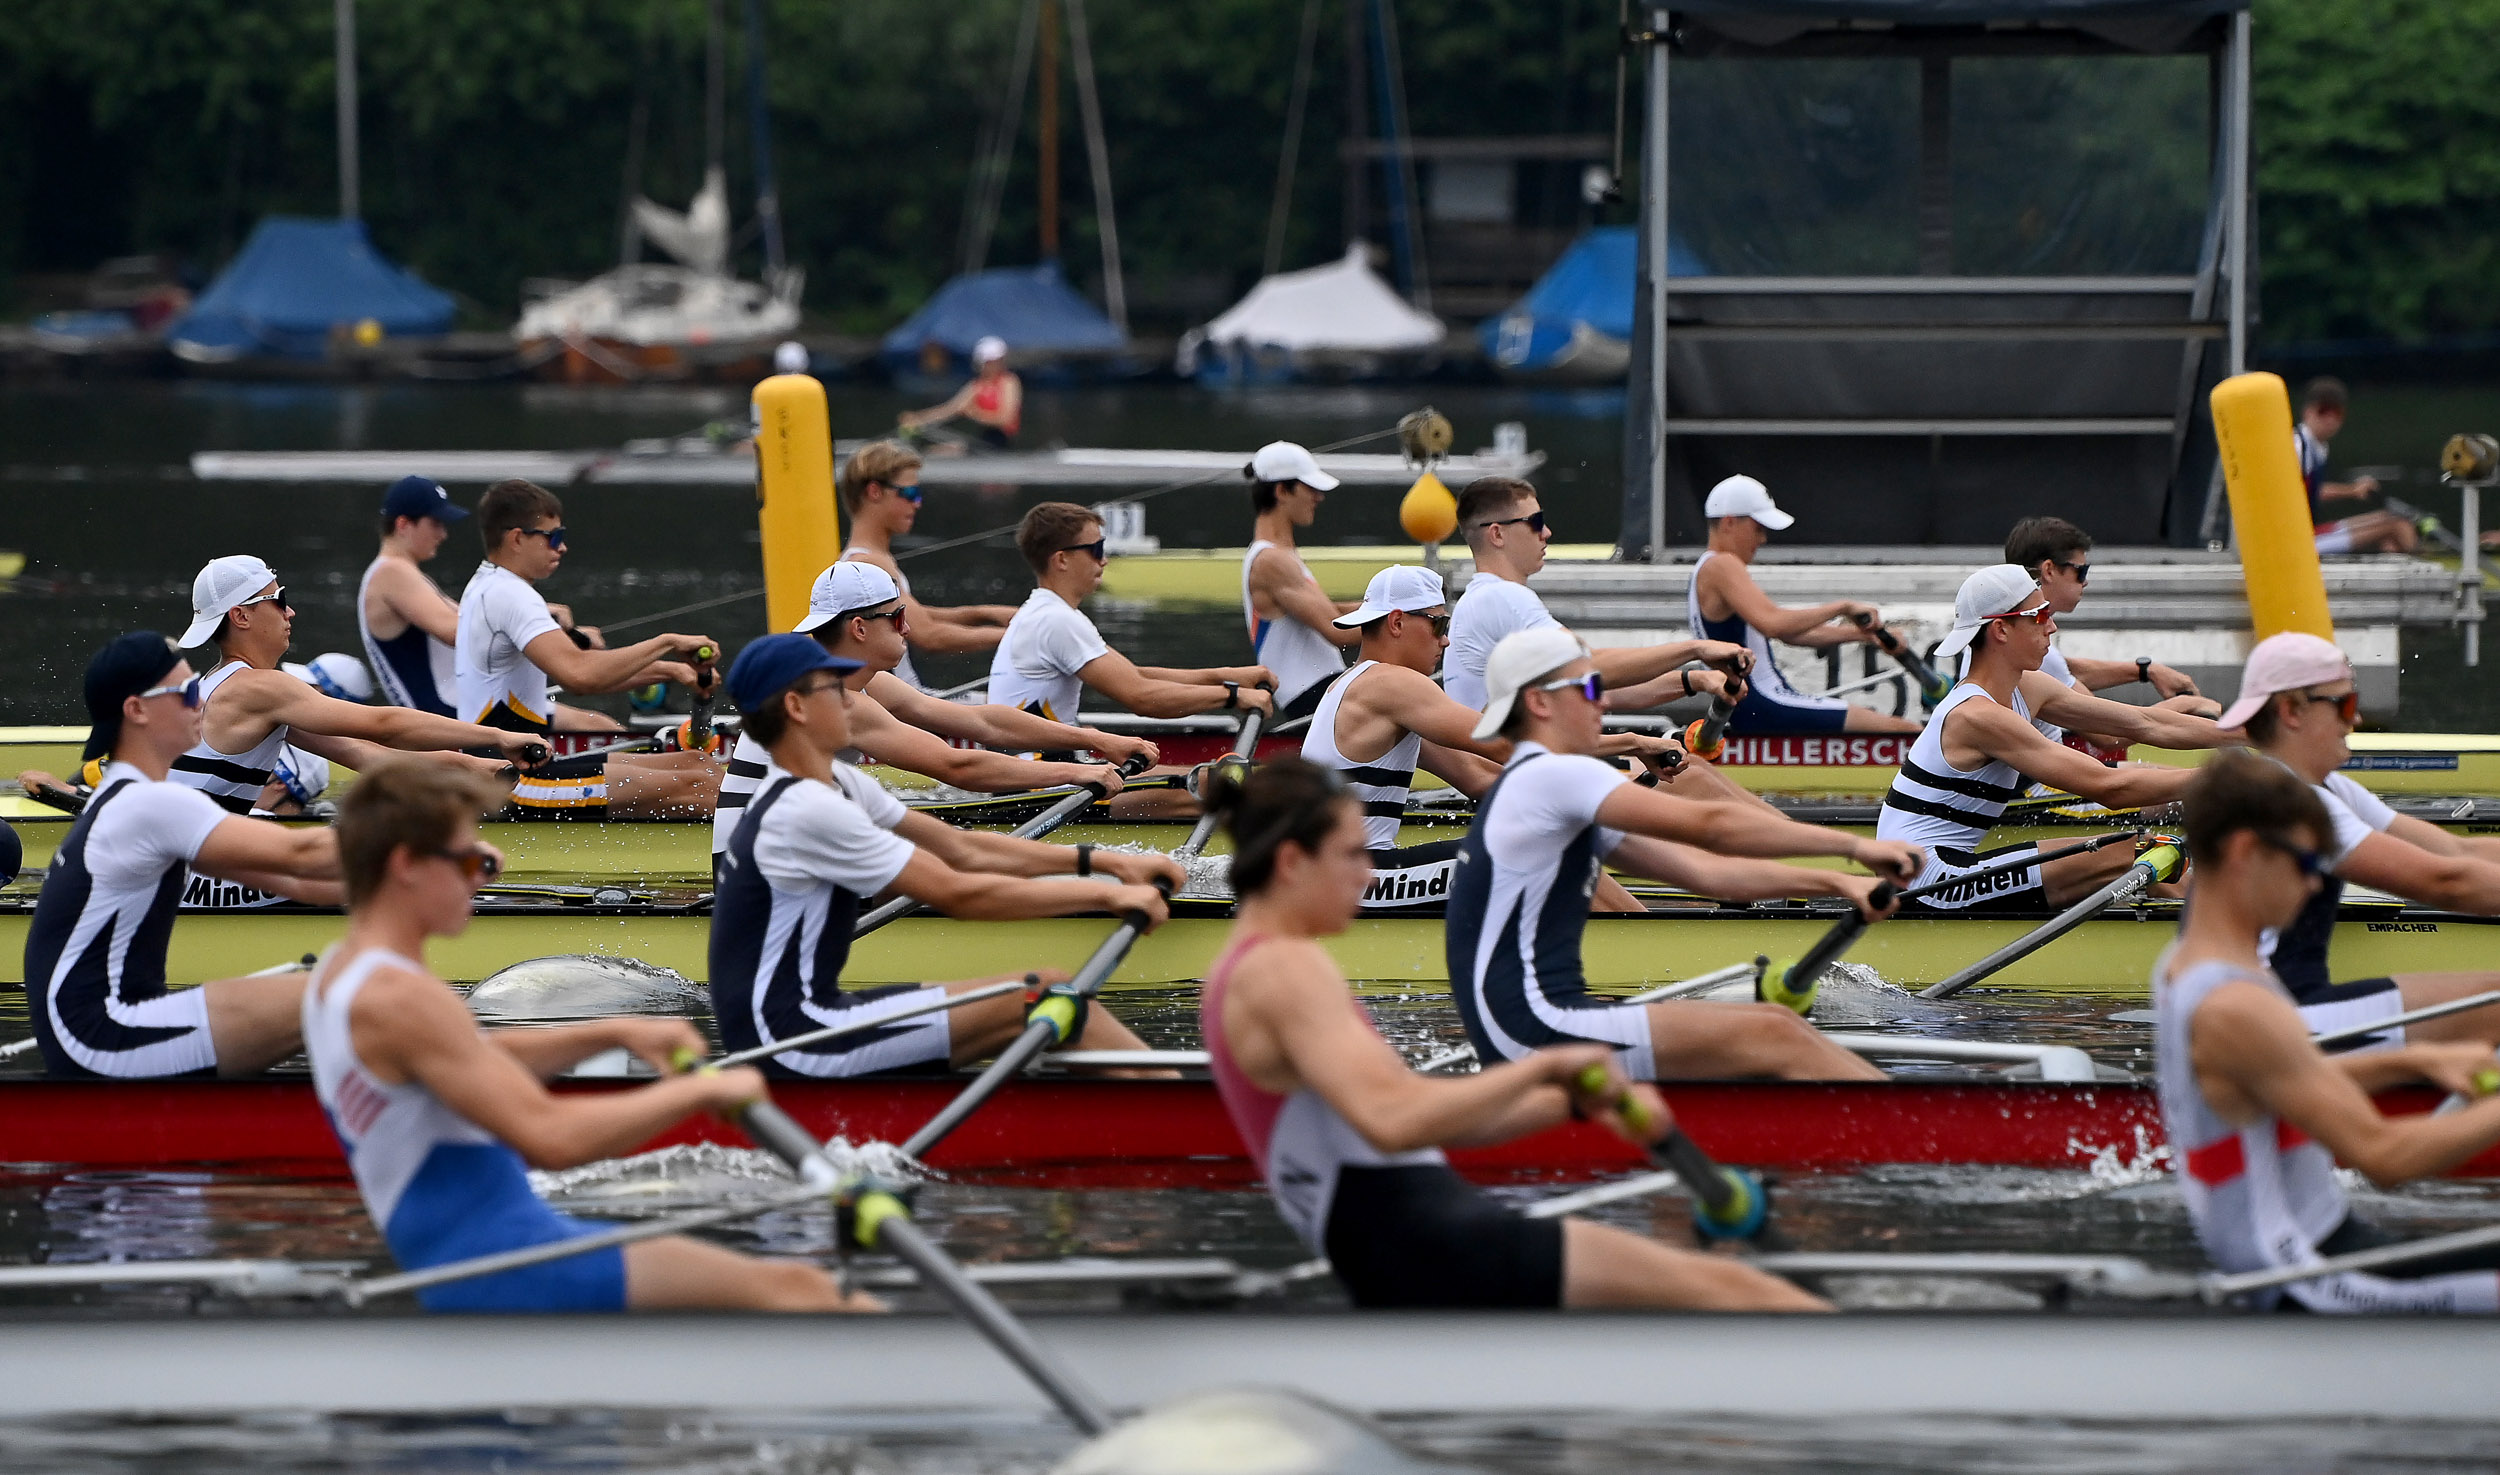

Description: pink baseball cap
[2216,632,2352,731]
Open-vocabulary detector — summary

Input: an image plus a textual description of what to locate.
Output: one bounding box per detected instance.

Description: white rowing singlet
[1243,540,1346,712]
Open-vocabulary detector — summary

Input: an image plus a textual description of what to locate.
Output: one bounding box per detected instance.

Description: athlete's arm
[2021,672,2228,749]
[1078,649,1276,719]
[2337,829,2500,914]
[2064,653,2205,701]
[886,849,1170,927]
[1699,558,1877,644]
[1248,548,1360,649]
[2382,813,2500,864]
[522,628,710,696]
[900,381,978,429]
[865,674,1158,766]
[230,669,542,766]
[890,809,1184,891]
[1416,740,1504,798]
[353,966,764,1169]
[371,559,461,645]
[1586,640,1749,692]
[1353,664,1507,758]
[193,814,340,882]
[847,697,1118,794]
[487,1016,718,1079]
[2191,980,2500,1187]
[1593,785,1922,881]
[1606,834,1899,919]
[1948,699,2197,808]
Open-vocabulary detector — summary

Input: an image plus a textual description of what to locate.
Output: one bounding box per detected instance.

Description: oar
[732,1099,1114,1433]
[23,781,85,815]
[1895,831,2139,903]
[1852,613,1952,707]
[680,644,720,752]
[1918,840,2184,1000]
[1680,686,1739,762]
[1755,881,1895,1013]
[900,711,1267,1160]
[1574,1063,1776,1245]
[2312,989,2500,1064]
[852,755,1156,938]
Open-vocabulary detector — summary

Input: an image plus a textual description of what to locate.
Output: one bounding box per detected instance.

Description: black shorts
[1898,841,2048,915]
[505,751,610,817]
[1322,1163,1564,1309]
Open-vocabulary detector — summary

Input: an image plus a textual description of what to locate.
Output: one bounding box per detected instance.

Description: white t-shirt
[1479,744,1629,864]
[988,588,1111,722]
[750,766,915,898]
[455,562,564,728]
[1444,576,1558,711]
[87,765,227,889]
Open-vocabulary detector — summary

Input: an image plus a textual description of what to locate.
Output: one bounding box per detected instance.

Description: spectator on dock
[2300,378,2418,556]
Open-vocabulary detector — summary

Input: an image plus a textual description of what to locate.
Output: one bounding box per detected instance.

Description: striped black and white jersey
[1299,661,1421,851]
[1876,683,2031,865]
[709,729,781,857]
[170,661,289,814]
[22,764,229,1078]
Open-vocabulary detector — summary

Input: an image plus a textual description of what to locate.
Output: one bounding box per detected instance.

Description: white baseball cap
[1703,474,1794,531]
[1932,564,2046,660]
[180,555,281,648]
[1334,565,1448,627]
[972,336,1009,364]
[2217,632,2353,731]
[1250,440,1340,492]
[273,745,333,805]
[282,653,376,703]
[793,561,902,633]
[1471,625,1593,741]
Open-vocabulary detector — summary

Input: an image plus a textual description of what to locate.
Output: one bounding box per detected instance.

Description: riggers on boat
[0,888,2495,993]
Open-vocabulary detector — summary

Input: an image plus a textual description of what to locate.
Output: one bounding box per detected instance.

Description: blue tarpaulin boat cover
[1477,228,1707,374]
[167,218,455,362]
[878,263,1126,372]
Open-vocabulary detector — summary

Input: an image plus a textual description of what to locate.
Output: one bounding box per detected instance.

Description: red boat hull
[6,1076,2491,1182]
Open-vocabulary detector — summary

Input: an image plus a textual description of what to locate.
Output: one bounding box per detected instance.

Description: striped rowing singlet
[1876,683,2029,862]
[171,661,290,814]
[1299,661,1419,850]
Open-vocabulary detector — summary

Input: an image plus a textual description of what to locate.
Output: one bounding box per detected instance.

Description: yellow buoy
[752,373,841,634]
[352,317,383,347]
[2211,371,2334,641]
[1399,470,1458,545]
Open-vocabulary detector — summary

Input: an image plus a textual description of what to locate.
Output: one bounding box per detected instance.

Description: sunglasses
[1476,510,1548,536]
[233,587,292,614]
[1535,671,1606,703]
[1057,538,1108,563]
[518,526,569,552]
[1424,612,1452,638]
[886,483,924,505]
[795,674,851,699]
[853,605,908,629]
[138,676,203,709]
[2257,832,2332,881]
[2303,688,2362,726]
[2052,559,2090,585]
[430,846,503,885]
[1986,602,2055,627]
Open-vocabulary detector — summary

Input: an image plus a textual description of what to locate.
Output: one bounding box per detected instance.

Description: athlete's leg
[2388,972,2500,1046]
[624,1234,882,1311]
[1560,1218,1827,1311]
[605,751,723,819]
[939,969,1155,1067]
[1645,999,1886,1081]
[2040,834,2137,908]
[1839,704,1922,733]
[201,970,314,1076]
[2344,511,2419,555]
[552,702,627,731]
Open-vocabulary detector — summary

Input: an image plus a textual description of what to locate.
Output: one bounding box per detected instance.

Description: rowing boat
[1096,543,1610,602]
[6,1072,2490,1178]
[0,891,2488,992]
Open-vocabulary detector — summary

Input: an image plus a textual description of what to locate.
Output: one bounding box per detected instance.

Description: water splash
[1807,963,1964,1027]
[2070,1125,2174,1190]
[530,1140,922,1207]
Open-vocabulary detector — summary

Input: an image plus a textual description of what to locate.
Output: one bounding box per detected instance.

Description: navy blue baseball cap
[728,634,861,715]
[82,631,185,761]
[383,475,467,524]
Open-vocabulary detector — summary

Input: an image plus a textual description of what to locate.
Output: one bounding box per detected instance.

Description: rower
[1687,475,1917,735]
[1446,626,1914,1082]
[2218,633,2500,1049]
[1200,756,1825,1311]
[899,335,1021,449]
[836,440,1016,690]
[1242,441,1357,722]
[711,635,1175,1077]
[2156,748,2500,1311]
[1878,565,2225,913]
[456,478,721,818]
[308,757,875,1312]
[1302,565,1693,913]
[23,633,339,1080]
[2003,516,2220,746]
[989,501,1276,724]
[708,562,1158,860]
[358,475,469,716]
[1443,476,1749,713]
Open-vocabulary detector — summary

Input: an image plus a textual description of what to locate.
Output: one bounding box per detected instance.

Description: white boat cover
[1185,246,1443,357]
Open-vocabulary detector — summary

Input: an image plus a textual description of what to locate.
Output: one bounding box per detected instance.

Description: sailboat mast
[745,0,785,276]
[705,0,727,177]
[334,0,359,219]
[1039,0,1061,260]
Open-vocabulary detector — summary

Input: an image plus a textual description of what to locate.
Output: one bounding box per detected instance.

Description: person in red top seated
[1196,755,1824,1312]
[900,336,1022,450]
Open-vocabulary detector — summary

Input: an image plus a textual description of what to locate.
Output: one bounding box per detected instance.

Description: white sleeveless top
[358,556,459,714]
[1299,662,1421,851]
[840,548,923,692]
[1685,549,1817,705]
[1876,683,2030,860]
[170,661,291,815]
[1243,540,1346,712]
[304,946,501,1234]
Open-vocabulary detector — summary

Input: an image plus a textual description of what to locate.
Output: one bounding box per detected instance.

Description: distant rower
[1242,441,1358,720]
[1200,756,1825,1311]
[359,475,469,716]
[2157,749,2500,1311]
[899,335,1021,449]
[2001,516,2217,735]
[836,441,1016,691]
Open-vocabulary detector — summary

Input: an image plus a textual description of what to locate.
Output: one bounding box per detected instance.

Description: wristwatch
[1075,843,1094,877]
[2136,657,2153,686]
[1222,680,1240,710]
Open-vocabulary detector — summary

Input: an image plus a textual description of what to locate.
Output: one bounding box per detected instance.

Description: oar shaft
[1918,847,2176,1000]
[2312,988,2500,1048]
[2202,1221,2500,1302]
[1177,708,1267,859]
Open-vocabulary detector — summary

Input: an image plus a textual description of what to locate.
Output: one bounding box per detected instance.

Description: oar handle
[1853,612,1952,703]
[684,644,720,751]
[1118,751,1154,777]
[1682,691,1738,762]
[1572,1064,1769,1243]
[1756,881,1893,1015]
[29,782,86,816]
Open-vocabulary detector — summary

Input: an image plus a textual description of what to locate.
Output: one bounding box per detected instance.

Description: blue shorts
[1730,685,1852,735]
[389,1144,629,1314]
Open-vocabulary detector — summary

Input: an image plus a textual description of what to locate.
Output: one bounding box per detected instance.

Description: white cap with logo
[1932,564,2046,661]
[282,653,376,703]
[1334,565,1447,627]
[179,555,281,648]
[794,561,903,633]
[1250,440,1341,492]
[1703,474,1794,531]
[1470,625,1593,741]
